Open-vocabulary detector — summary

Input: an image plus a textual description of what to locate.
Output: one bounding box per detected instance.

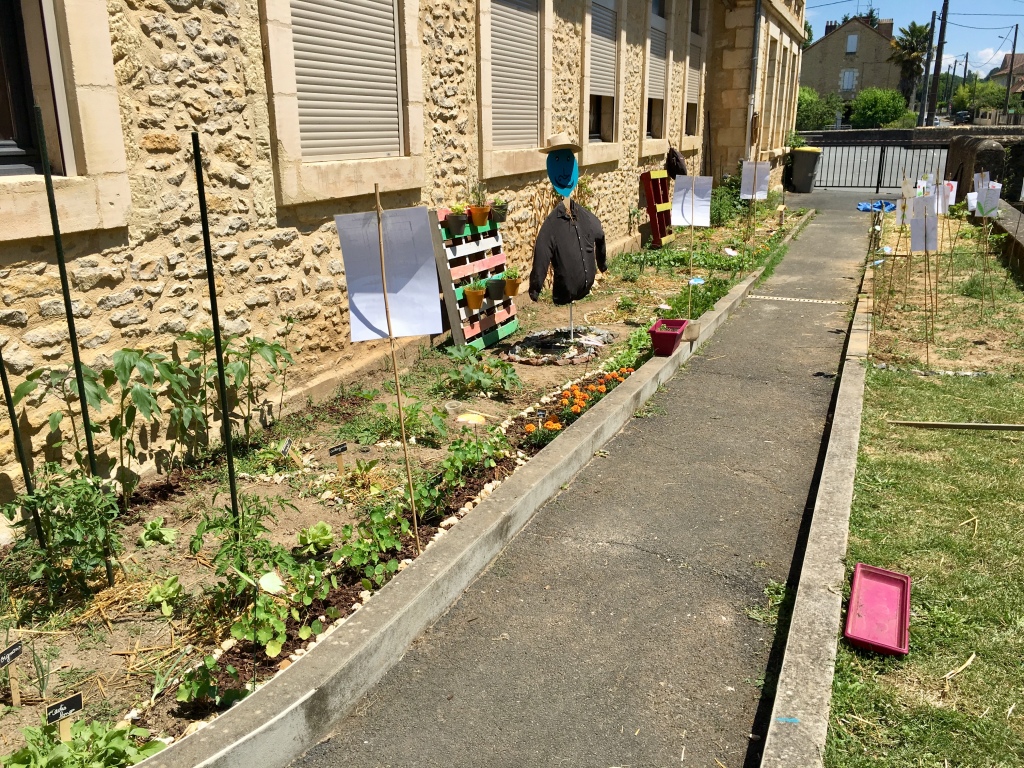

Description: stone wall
[0,0,698,494]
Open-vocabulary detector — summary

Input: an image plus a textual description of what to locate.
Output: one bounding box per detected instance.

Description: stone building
[705,0,805,183]
[0,0,800,496]
[800,16,898,101]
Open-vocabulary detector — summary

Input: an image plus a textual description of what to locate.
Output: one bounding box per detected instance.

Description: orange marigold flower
[597,385,606,393]
[586,384,597,392]
[562,390,571,398]
[550,422,562,430]
[560,399,570,407]
[619,367,627,373]
[571,405,581,414]
[524,423,536,433]
[626,367,634,373]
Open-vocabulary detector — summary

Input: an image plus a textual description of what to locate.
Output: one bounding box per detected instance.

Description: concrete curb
[142,211,816,768]
[758,247,870,767]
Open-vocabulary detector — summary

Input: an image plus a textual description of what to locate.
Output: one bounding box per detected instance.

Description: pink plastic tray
[844,563,911,656]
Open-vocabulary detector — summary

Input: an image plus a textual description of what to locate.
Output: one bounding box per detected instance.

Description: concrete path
[290,192,869,768]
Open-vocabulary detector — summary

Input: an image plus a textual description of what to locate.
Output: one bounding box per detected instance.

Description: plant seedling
[146,576,184,617]
[138,517,178,548]
[295,522,334,557]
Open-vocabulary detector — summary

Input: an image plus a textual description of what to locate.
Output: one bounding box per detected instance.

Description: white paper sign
[966,192,977,212]
[974,171,990,192]
[671,176,713,227]
[895,197,910,226]
[913,193,937,219]
[740,161,770,200]
[976,183,1002,218]
[910,214,938,253]
[335,207,443,343]
[938,181,957,214]
[901,179,916,199]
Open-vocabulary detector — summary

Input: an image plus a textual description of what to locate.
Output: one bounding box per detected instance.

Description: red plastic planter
[844,563,911,656]
[648,319,690,356]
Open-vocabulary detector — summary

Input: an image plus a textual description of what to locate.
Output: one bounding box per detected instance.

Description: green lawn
[826,368,1024,767]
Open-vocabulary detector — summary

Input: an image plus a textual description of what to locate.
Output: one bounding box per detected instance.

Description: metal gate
[802,138,949,192]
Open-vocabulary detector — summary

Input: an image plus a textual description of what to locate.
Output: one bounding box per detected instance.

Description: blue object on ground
[856,201,896,212]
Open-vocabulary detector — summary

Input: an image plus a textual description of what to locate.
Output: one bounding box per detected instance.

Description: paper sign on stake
[740,161,770,200]
[967,192,978,212]
[976,183,1002,218]
[910,214,938,253]
[671,176,713,227]
[974,171,990,192]
[895,198,910,226]
[335,207,444,343]
[913,193,937,219]
[938,181,957,214]
[901,179,915,199]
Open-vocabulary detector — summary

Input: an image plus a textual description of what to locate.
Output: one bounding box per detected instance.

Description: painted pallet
[641,169,675,248]
[432,209,519,350]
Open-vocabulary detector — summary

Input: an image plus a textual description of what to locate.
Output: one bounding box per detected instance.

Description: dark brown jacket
[529,200,607,305]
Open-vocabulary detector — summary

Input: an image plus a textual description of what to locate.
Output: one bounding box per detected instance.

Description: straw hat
[540,132,581,154]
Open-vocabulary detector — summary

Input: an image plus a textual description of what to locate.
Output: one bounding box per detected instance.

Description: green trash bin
[790,147,822,193]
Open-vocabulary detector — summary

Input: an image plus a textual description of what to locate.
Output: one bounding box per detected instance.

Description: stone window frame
[579,0,628,168]
[476,0,554,180]
[259,0,426,206]
[640,0,677,160]
[678,0,704,153]
[0,0,131,244]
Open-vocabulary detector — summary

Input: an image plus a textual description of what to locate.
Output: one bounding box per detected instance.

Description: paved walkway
[291,192,868,768]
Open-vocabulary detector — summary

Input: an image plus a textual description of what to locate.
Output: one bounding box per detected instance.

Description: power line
[806,0,855,8]
[944,21,1016,30]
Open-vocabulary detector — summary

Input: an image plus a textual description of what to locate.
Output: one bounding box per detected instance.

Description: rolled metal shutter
[290,0,402,160]
[590,0,617,98]
[687,44,701,103]
[648,17,667,97]
[492,0,540,148]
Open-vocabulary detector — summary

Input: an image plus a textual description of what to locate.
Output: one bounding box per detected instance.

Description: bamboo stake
[889,421,1024,431]
[374,184,420,556]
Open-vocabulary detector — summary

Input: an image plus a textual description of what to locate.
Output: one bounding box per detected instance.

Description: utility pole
[927,0,949,124]
[918,10,936,126]
[961,52,969,112]
[1004,24,1018,120]
[945,62,955,107]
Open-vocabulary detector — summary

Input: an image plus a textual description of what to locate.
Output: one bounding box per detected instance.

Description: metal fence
[803,140,949,192]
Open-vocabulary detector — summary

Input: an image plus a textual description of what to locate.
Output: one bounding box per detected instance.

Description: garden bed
[0,196,804,763]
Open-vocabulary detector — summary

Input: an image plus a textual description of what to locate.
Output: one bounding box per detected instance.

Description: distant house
[800,16,900,99]
[990,53,1024,96]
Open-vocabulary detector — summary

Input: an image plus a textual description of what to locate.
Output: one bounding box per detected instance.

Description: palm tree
[888,22,932,107]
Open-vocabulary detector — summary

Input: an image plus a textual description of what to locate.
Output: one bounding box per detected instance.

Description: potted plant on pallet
[503,266,521,298]
[490,196,509,223]
[464,278,487,310]
[468,184,491,227]
[446,203,469,237]
[486,275,506,301]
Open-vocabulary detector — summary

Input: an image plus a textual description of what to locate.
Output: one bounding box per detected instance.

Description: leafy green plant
[154,356,205,471]
[0,720,166,767]
[146,576,183,617]
[334,399,447,447]
[605,327,653,371]
[175,655,248,708]
[449,202,467,215]
[332,498,409,590]
[12,365,110,468]
[177,328,218,440]
[102,349,166,510]
[443,346,522,399]
[225,336,293,446]
[295,522,334,557]
[710,173,743,227]
[469,183,488,207]
[467,278,487,291]
[138,517,178,548]
[438,428,510,490]
[503,266,519,280]
[492,196,507,208]
[28,641,51,700]
[2,464,121,603]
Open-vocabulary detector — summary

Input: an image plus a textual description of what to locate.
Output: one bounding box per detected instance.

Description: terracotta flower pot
[464,287,486,311]
[445,212,469,237]
[503,278,521,298]
[469,205,491,227]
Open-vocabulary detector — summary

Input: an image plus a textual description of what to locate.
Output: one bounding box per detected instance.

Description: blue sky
[804,0,1024,77]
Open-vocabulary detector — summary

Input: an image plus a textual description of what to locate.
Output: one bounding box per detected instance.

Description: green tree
[887,21,932,106]
[804,20,813,48]
[850,88,907,128]
[952,80,1009,112]
[795,86,844,131]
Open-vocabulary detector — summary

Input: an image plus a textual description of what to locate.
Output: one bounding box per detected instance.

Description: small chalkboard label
[329,443,348,457]
[46,692,83,725]
[278,438,293,455]
[0,642,22,669]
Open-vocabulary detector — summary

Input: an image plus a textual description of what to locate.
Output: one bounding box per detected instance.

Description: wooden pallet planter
[432,209,520,350]
[641,169,675,248]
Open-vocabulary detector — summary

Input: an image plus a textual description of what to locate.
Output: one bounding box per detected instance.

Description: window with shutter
[590,0,616,99]
[846,34,858,54]
[492,0,541,148]
[646,1,668,139]
[291,0,403,161]
[686,44,701,104]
